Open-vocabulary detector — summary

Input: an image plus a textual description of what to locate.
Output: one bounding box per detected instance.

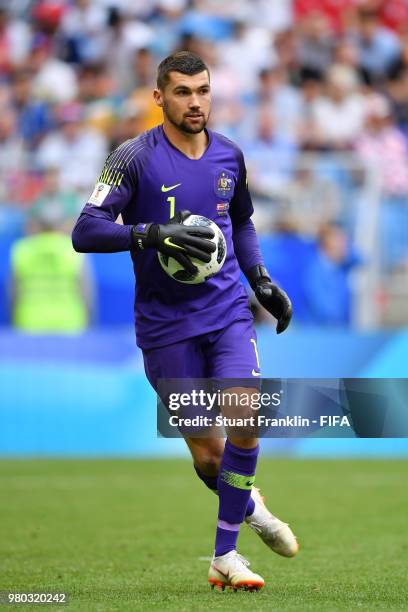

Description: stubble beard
[163,101,209,134]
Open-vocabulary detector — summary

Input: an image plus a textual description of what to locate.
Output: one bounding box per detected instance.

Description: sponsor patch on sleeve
[217,202,229,215]
[88,182,111,206]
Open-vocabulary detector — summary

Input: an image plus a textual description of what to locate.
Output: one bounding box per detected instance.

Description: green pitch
[0,458,407,611]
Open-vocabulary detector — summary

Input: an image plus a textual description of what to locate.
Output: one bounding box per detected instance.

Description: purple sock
[194,465,256,515]
[214,440,259,557]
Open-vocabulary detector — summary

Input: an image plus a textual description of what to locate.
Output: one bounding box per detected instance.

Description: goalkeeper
[72,51,297,592]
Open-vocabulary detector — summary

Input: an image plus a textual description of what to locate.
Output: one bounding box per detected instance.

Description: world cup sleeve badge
[214,169,234,199]
[88,182,111,206]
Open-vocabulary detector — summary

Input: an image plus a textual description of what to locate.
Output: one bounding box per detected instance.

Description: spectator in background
[218,18,274,95]
[100,6,154,94]
[77,62,114,104]
[131,47,155,89]
[0,6,31,74]
[126,48,164,132]
[36,101,107,198]
[74,62,117,141]
[348,8,401,82]
[297,66,324,146]
[303,223,360,326]
[11,68,52,150]
[386,31,408,78]
[75,62,117,139]
[387,68,408,133]
[205,40,243,138]
[150,0,190,58]
[306,64,366,150]
[110,99,144,149]
[373,0,408,34]
[243,104,298,202]
[251,0,293,33]
[276,165,341,238]
[355,93,408,268]
[30,34,78,103]
[30,166,81,229]
[387,34,408,132]
[97,0,156,21]
[0,104,26,174]
[246,66,302,143]
[31,1,65,39]
[332,38,360,71]
[294,0,355,34]
[297,11,334,74]
[10,202,92,333]
[60,0,106,65]
[273,28,301,85]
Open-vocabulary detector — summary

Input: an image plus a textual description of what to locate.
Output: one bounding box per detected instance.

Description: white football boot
[245,487,299,557]
[208,550,265,591]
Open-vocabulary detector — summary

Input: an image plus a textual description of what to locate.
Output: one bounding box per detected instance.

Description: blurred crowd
[1,0,408,331]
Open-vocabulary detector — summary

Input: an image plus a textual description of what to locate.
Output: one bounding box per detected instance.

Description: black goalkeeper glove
[131,210,216,275]
[246,264,292,334]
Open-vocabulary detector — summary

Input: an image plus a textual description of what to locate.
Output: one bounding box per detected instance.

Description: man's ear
[153,88,163,107]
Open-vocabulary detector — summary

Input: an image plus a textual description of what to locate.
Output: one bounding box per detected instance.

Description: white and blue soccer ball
[158,214,227,284]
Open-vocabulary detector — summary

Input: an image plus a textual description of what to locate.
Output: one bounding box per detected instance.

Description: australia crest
[214,169,234,199]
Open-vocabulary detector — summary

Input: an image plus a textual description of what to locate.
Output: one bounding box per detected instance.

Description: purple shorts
[142,318,261,392]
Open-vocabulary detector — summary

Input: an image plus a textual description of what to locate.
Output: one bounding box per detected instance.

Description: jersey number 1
[167,196,175,219]
[250,338,261,369]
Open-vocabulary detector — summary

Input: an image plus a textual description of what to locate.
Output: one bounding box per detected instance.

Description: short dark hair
[157,51,209,90]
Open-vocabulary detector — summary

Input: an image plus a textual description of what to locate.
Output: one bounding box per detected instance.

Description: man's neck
[163,120,208,160]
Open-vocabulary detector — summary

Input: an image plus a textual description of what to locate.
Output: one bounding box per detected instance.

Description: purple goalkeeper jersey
[73,125,263,349]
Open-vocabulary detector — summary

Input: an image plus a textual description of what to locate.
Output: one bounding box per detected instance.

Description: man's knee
[196,454,222,476]
[189,440,224,476]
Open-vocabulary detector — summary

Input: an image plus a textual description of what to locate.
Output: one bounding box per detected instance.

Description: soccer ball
[158,215,227,284]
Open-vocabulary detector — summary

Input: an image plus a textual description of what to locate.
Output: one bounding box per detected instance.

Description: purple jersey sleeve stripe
[107,138,148,172]
[97,136,149,190]
[108,134,148,164]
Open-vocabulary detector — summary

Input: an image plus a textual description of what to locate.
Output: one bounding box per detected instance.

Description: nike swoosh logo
[252,369,261,377]
[161,183,181,192]
[212,565,229,580]
[246,479,255,487]
[163,237,185,251]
